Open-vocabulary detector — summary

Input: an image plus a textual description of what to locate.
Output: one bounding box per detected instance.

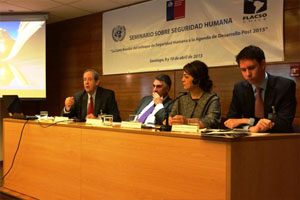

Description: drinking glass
[128,114,138,122]
[103,115,113,126]
[40,111,48,119]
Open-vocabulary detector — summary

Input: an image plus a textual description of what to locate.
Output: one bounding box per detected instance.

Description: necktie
[138,105,154,123]
[88,96,94,115]
[255,87,264,118]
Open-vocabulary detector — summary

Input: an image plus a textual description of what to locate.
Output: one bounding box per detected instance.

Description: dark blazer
[227,74,296,132]
[134,95,172,124]
[62,87,121,122]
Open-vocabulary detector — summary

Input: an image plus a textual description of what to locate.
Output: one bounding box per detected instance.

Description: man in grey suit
[134,74,172,125]
[62,69,121,121]
[224,45,296,133]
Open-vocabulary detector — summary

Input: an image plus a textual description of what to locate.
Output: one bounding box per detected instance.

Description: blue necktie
[138,105,154,123]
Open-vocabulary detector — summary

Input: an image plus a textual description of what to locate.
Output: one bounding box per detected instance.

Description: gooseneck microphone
[160,92,188,131]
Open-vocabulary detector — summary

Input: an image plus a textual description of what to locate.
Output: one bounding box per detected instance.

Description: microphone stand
[159,92,187,131]
[159,107,172,131]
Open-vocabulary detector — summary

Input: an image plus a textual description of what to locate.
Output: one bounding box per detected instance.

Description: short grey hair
[83,69,100,81]
[155,74,172,90]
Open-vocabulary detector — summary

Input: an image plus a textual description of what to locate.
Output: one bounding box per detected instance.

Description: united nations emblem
[112,25,126,42]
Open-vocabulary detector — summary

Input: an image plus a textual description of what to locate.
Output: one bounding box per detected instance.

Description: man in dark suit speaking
[224,45,296,133]
[62,69,121,121]
[134,74,172,125]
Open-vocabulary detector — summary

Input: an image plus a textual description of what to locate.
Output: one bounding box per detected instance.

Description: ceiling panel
[7,0,61,11]
[47,4,91,19]
[0,0,151,24]
[51,0,82,4]
[0,2,32,12]
[112,0,147,6]
[72,0,120,12]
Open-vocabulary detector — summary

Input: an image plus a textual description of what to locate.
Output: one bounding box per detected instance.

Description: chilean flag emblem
[166,0,185,21]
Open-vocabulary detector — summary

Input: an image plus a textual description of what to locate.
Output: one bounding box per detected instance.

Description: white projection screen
[0,14,47,98]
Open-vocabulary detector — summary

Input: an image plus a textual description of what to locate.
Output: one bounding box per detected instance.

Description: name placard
[121,121,142,129]
[54,116,69,123]
[86,119,103,126]
[171,125,199,134]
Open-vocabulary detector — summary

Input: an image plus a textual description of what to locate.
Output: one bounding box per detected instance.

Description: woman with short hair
[169,60,221,128]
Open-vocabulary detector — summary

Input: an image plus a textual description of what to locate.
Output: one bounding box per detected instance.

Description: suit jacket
[134,95,172,125]
[227,74,296,132]
[62,87,121,122]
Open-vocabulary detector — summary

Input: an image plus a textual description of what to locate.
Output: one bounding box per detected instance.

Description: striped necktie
[138,105,154,123]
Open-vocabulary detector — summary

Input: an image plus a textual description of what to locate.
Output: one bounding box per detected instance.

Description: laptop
[2,95,38,120]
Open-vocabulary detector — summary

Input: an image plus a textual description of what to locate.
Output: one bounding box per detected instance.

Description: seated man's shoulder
[141,95,152,101]
[275,75,295,83]
[74,90,85,98]
[99,87,115,95]
[165,96,172,102]
[234,80,249,88]
[271,75,295,88]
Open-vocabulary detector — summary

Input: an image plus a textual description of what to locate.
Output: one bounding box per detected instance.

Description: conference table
[1,118,300,200]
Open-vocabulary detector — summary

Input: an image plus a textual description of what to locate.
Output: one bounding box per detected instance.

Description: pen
[271,106,276,122]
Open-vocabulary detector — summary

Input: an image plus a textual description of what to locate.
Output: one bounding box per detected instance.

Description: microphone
[160,92,188,131]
